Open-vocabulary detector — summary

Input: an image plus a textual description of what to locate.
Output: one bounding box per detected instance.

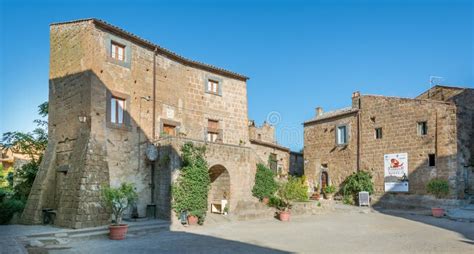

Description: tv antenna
[429,76,444,87]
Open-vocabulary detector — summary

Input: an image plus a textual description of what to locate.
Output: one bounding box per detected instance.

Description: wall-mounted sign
[384,153,409,192]
[146,144,159,162]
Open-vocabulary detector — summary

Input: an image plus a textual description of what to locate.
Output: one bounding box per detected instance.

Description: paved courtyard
[44,208,474,254]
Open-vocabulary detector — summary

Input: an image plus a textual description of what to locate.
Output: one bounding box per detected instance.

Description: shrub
[101,183,138,225]
[342,171,374,203]
[342,195,355,205]
[0,199,25,224]
[172,143,211,224]
[426,178,449,199]
[323,185,336,194]
[274,176,309,211]
[252,163,278,201]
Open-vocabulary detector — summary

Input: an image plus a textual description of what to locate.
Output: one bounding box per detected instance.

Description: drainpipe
[153,47,157,140]
[353,91,361,172]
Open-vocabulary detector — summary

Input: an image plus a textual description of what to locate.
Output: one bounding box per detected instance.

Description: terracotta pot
[262,197,270,205]
[313,193,320,200]
[279,211,291,222]
[431,208,445,218]
[109,224,128,240]
[187,215,199,225]
[324,193,334,200]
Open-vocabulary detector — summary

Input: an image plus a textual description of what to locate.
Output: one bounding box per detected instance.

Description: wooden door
[321,171,328,189]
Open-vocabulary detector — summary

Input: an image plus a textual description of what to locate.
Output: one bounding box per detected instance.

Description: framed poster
[384,153,409,192]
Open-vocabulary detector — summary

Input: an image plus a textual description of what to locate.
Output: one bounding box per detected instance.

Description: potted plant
[426,178,449,218]
[272,176,308,221]
[323,185,336,200]
[312,184,321,200]
[252,163,278,205]
[101,183,138,240]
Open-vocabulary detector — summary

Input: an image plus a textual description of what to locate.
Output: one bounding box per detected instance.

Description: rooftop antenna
[429,76,444,98]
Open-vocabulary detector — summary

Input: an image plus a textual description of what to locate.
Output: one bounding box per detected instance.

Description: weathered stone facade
[248,121,292,176]
[22,18,263,228]
[304,86,473,200]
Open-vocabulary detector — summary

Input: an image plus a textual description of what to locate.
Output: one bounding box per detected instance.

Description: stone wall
[304,91,463,199]
[23,19,254,228]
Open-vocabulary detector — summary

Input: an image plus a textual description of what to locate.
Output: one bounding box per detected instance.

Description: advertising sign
[384,153,409,192]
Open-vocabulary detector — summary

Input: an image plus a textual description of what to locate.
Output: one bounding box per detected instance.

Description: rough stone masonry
[21,18,300,228]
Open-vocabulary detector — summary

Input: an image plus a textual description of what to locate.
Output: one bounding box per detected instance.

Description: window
[110,97,125,125]
[206,79,219,95]
[375,128,383,139]
[163,124,176,136]
[207,119,221,142]
[417,121,428,136]
[111,42,125,61]
[269,153,278,173]
[428,154,436,167]
[336,125,348,145]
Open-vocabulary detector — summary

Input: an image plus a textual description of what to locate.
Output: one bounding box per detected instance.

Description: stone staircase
[19,219,170,251]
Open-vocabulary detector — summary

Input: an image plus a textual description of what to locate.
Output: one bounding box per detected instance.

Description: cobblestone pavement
[48,209,474,254]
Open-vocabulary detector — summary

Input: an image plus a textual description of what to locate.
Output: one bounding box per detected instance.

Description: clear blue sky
[0,0,472,151]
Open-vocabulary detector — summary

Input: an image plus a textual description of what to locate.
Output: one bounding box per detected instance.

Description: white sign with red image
[384,153,409,192]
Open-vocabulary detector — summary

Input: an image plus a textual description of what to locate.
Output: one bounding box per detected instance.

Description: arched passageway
[208,165,230,213]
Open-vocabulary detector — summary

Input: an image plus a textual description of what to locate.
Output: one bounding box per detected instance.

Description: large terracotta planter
[431,208,445,218]
[262,197,270,205]
[279,211,291,222]
[324,193,334,200]
[109,224,128,240]
[187,215,199,225]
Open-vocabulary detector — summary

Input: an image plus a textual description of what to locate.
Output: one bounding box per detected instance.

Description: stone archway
[208,164,230,213]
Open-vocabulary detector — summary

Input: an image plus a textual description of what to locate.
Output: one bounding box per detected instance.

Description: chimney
[316,107,323,117]
[352,91,360,98]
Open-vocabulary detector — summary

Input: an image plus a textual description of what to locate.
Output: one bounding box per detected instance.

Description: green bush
[252,163,278,201]
[426,178,449,199]
[323,185,336,194]
[274,176,309,211]
[342,195,355,205]
[0,199,25,224]
[172,143,211,224]
[342,171,374,203]
[101,182,138,225]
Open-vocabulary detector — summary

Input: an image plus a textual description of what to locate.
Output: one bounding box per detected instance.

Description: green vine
[172,142,210,224]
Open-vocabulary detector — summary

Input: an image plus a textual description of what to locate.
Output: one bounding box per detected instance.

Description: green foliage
[426,178,449,199]
[252,163,278,200]
[172,142,210,224]
[273,176,309,211]
[0,199,25,224]
[0,165,14,188]
[12,161,40,202]
[101,183,138,225]
[323,185,336,194]
[342,171,374,204]
[342,195,355,205]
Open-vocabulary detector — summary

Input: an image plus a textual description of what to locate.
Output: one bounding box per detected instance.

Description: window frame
[111,41,126,62]
[204,75,223,96]
[417,121,428,136]
[106,90,131,131]
[336,124,349,145]
[375,127,383,139]
[160,119,181,138]
[205,119,222,143]
[428,154,436,167]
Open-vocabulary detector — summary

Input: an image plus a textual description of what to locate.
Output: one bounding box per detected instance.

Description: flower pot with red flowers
[101,183,138,240]
[187,214,199,225]
[426,178,449,218]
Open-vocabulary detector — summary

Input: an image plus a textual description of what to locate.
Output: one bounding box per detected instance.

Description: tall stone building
[22,18,297,228]
[304,86,474,202]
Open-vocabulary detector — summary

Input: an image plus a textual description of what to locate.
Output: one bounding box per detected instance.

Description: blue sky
[0,0,472,151]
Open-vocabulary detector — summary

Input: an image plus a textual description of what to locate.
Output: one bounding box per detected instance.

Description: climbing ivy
[172,142,210,224]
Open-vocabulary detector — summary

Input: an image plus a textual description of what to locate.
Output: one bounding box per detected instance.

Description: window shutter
[218,81,222,96]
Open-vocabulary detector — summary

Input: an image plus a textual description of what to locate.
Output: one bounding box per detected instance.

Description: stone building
[304,86,474,202]
[248,120,292,176]
[21,18,292,228]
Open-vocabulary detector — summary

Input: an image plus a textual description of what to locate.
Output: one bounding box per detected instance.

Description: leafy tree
[172,142,211,224]
[252,163,278,200]
[101,183,138,225]
[0,102,48,223]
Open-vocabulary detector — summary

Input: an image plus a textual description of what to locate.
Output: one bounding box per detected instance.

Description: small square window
[428,154,436,167]
[336,125,348,145]
[111,42,125,61]
[417,121,428,136]
[163,124,176,136]
[206,79,219,95]
[375,128,383,139]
